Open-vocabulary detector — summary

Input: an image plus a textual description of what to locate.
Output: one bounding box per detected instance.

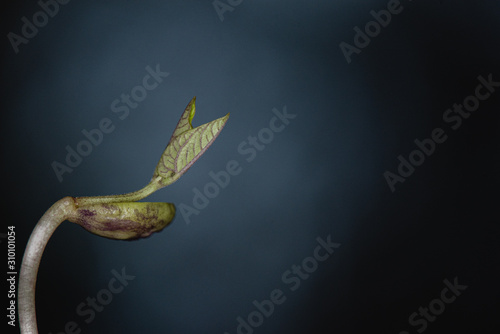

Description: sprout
[18,97,229,333]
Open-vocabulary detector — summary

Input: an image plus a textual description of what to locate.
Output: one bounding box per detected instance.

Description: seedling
[18,97,229,333]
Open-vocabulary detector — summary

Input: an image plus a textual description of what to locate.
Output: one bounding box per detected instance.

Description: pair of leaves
[72,97,229,240]
[153,97,230,187]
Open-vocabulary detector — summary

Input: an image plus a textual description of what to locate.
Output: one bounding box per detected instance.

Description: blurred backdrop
[2,1,499,333]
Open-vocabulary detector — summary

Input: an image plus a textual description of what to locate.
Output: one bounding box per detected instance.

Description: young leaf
[169,96,197,142]
[153,97,229,187]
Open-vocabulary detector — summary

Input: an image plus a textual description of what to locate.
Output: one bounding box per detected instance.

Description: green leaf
[153,97,229,186]
[169,96,197,141]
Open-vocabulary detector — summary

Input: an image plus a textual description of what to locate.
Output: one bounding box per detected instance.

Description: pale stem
[18,196,77,334]
[18,178,163,333]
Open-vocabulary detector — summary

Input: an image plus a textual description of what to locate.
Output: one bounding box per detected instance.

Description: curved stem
[19,178,164,333]
[18,197,77,334]
[73,177,162,207]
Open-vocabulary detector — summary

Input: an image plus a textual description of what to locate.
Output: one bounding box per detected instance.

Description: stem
[18,178,163,333]
[73,177,162,207]
[18,197,77,334]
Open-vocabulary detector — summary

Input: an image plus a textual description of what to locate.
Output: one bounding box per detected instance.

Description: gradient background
[2,1,499,333]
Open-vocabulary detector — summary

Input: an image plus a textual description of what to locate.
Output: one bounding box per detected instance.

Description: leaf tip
[153,98,230,188]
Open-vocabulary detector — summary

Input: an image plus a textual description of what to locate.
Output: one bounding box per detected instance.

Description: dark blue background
[2,1,499,333]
